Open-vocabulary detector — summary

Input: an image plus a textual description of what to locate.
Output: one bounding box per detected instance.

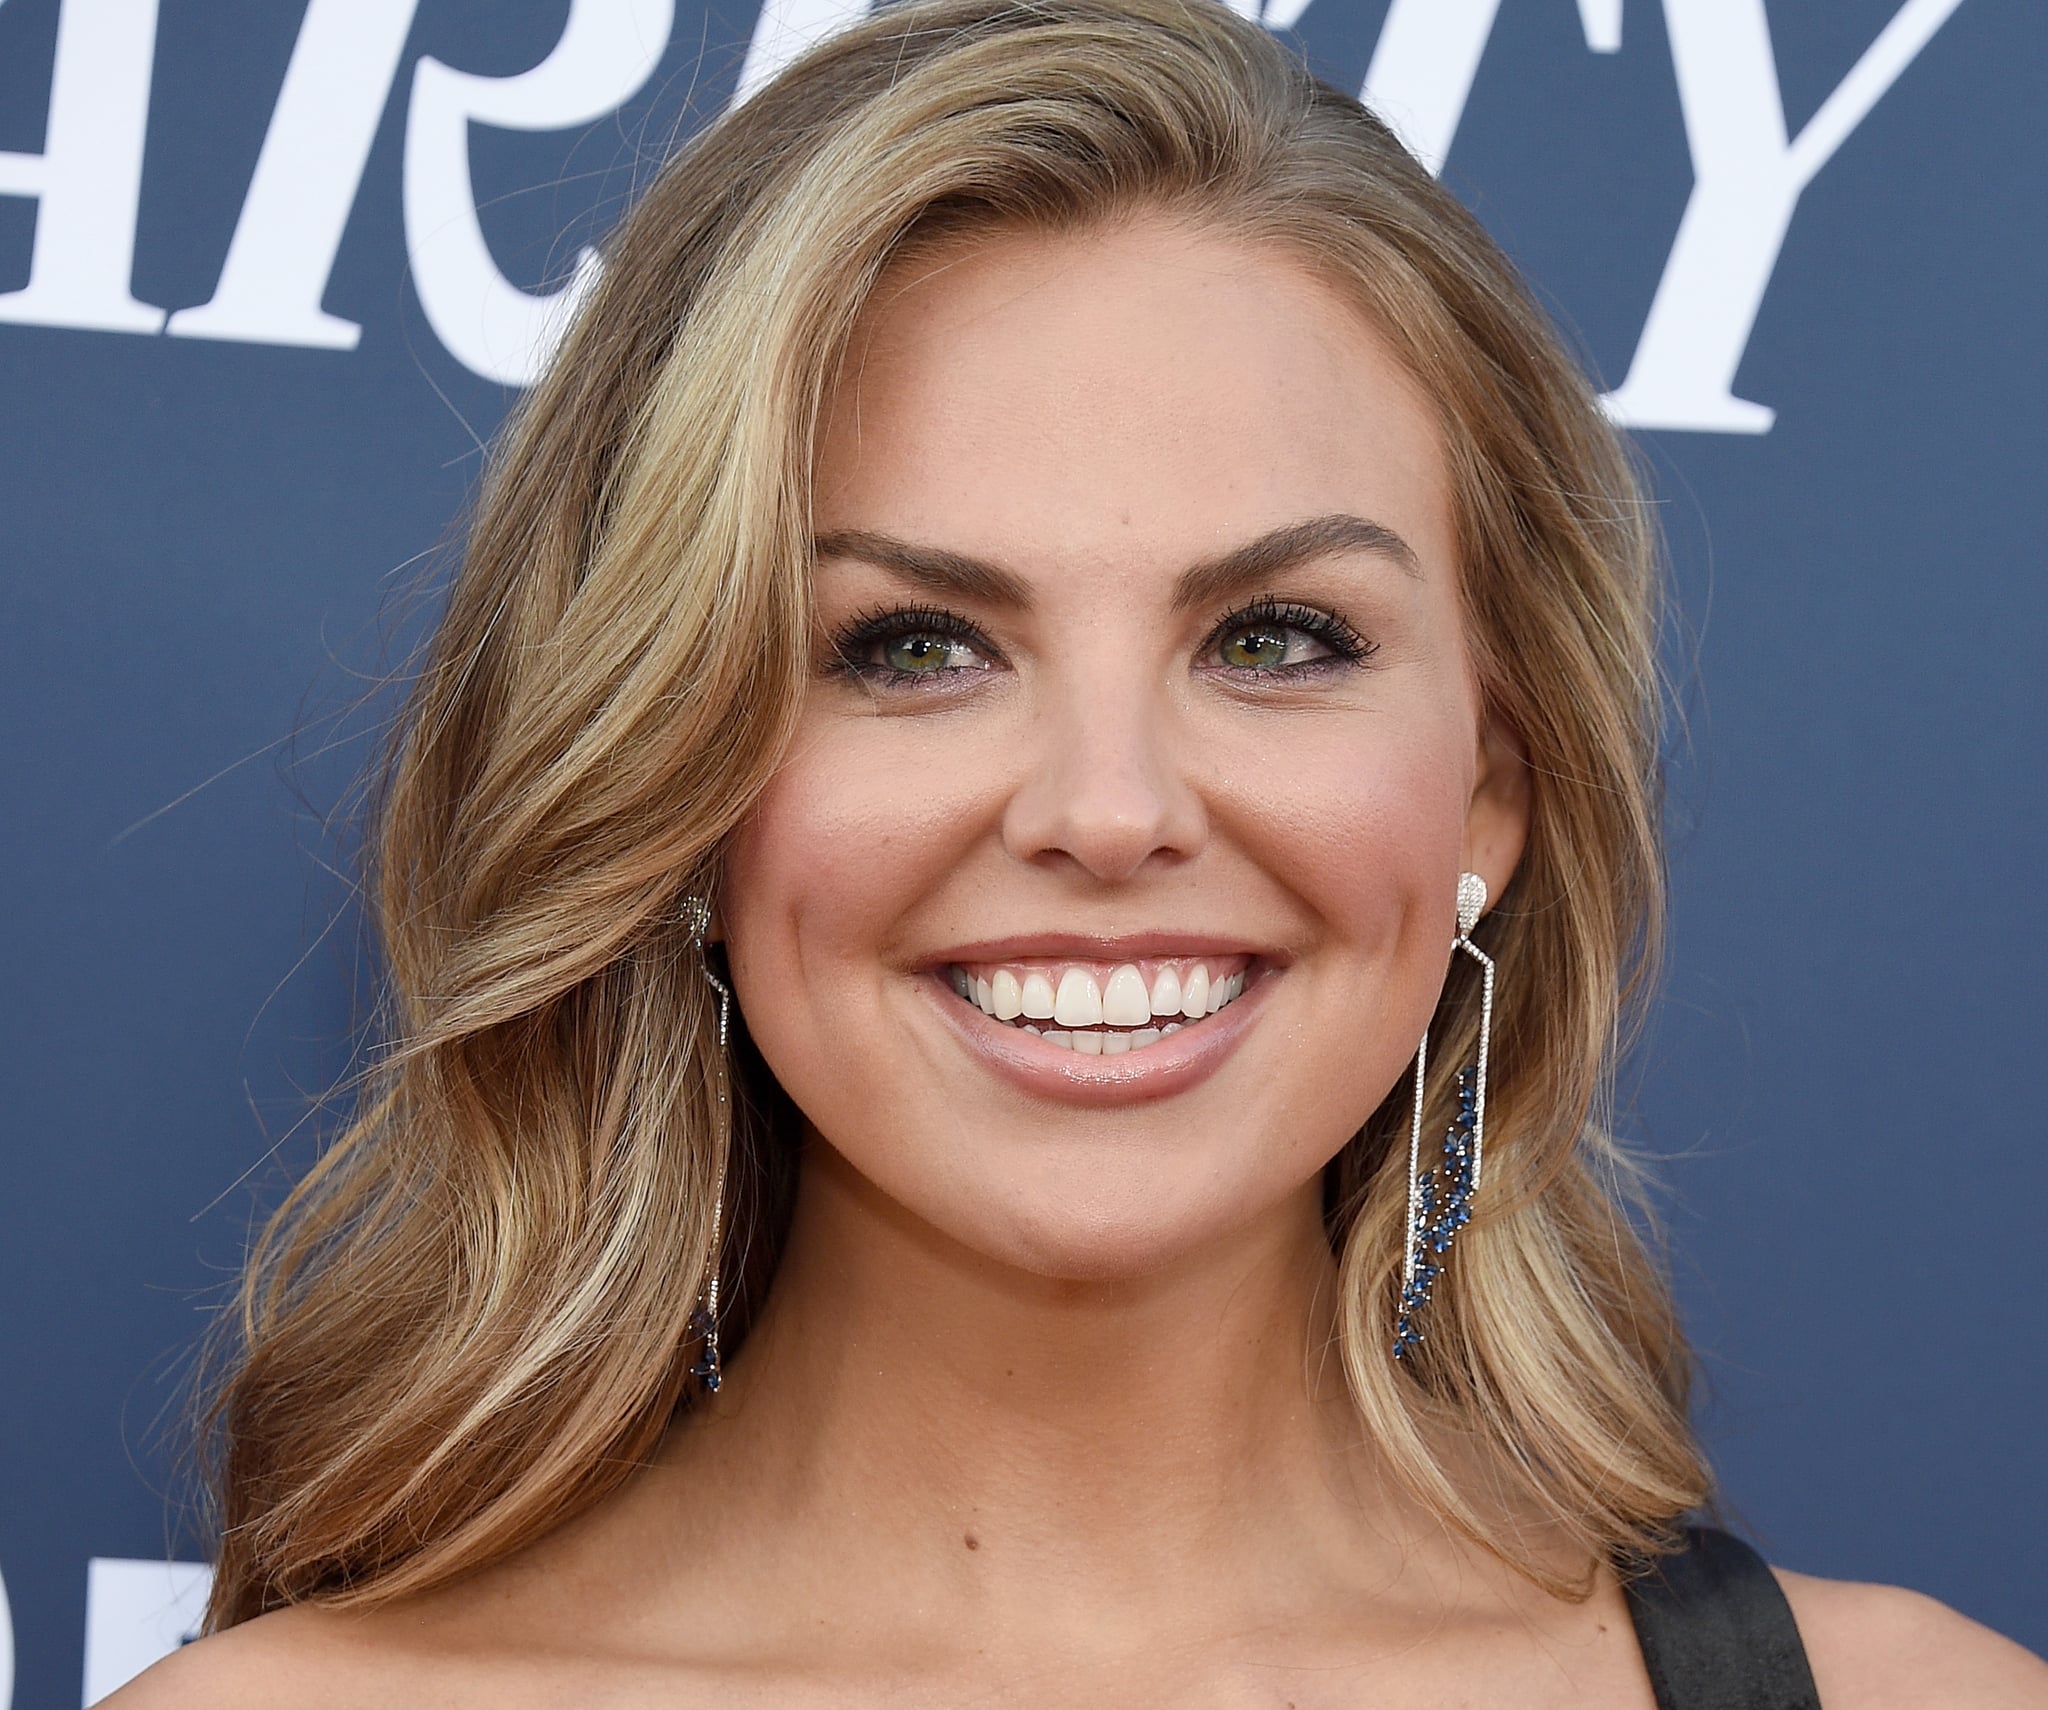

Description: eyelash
[824,596,1376,685]
[1196,596,1376,676]
[827,604,1000,686]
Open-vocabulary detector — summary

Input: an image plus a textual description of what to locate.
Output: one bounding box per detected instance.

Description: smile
[944,956,1252,1054]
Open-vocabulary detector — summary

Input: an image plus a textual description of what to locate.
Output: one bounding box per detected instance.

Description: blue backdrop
[3,0,2042,1702]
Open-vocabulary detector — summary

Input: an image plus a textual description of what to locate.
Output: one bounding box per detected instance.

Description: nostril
[998,731,1207,882]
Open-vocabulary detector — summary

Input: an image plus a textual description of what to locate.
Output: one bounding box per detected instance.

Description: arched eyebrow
[811,512,1421,611]
[1169,513,1421,610]
[812,528,1034,606]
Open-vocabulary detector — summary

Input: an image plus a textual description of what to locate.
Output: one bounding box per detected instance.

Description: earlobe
[1461,716,1532,913]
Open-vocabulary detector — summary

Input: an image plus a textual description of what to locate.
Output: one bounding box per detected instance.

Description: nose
[999,667,1208,884]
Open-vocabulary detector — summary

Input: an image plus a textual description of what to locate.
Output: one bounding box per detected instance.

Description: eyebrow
[1170,513,1422,610]
[811,528,1035,606]
[811,512,1421,612]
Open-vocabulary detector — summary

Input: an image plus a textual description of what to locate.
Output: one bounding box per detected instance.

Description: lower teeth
[1022,1022,1183,1053]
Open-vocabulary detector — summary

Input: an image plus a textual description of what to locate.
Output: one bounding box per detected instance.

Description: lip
[919,953,1279,1109]
[927,930,1280,965]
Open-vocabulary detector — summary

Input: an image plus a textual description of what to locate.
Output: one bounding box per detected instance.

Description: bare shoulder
[1776,1567,2048,1710]
[96,1602,400,1710]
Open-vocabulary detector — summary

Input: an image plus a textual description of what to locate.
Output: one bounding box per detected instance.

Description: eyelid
[825,602,1005,682]
[1197,594,1375,671]
[823,594,1373,683]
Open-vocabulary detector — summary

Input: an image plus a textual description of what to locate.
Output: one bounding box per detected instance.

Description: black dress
[1622,1526,1824,1709]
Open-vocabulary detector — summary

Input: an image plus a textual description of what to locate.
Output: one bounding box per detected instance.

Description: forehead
[813,212,1457,588]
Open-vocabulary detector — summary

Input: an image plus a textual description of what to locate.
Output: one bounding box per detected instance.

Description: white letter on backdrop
[80,1559,213,1706]
[1603,0,1966,433]
[0,0,165,333]
[1576,0,1623,53]
[735,0,874,104]
[404,0,673,386]
[0,1556,13,1710]
[168,0,420,348]
[1357,0,1503,177]
[1354,0,1620,173]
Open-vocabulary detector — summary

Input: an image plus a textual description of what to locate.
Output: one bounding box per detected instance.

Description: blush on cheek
[1220,717,1470,926]
[728,750,966,961]
[1223,729,1470,1108]
[718,721,1000,1118]
[724,684,1027,952]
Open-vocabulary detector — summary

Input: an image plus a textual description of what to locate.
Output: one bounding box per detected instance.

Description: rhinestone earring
[683,895,731,1395]
[1393,871,1495,1362]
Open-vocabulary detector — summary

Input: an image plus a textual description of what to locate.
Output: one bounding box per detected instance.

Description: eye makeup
[825,603,1002,686]
[822,592,1377,691]
[1197,595,1376,677]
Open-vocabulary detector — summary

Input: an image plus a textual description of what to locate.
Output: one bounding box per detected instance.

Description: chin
[934,1159,1311,1287]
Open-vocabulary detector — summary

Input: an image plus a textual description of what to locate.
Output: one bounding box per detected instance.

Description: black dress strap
[1622,1526,1823,1710]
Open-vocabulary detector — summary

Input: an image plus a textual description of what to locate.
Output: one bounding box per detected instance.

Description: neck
[673,1137,1403,1608]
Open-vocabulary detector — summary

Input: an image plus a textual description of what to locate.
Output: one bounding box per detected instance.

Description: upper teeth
[947,958,1249,1038]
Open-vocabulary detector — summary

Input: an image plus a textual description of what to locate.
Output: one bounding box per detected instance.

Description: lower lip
[921,968,1275,1108]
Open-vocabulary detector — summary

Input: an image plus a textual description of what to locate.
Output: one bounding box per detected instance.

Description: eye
[1215,620,1323,671]
[1202,598,1373,676]
[828,605,998,684]
[877,630,979,674]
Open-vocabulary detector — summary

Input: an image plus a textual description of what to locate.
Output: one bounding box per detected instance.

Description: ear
[1461,711,1530,915]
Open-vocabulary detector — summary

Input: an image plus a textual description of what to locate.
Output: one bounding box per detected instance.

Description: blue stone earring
[683,895,731,1395]
[1393,871,1495,1362]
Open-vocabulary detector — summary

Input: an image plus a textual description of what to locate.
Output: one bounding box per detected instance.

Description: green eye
[882,631,971,673]
[1214,619,1340,672]
[1217,624,1294,670]
[829,606,997,685]
[1204,600,1370,674]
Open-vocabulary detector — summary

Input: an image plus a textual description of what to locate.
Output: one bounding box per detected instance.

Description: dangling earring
[1393,871,1495,1362]
[683,895,731,1396]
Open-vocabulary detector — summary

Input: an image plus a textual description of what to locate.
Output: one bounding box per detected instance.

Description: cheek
[717,713,989,1040]
[1209,704,1473,943]
[1205,705,1474,1148]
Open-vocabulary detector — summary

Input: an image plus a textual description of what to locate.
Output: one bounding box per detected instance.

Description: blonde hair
[204,0,1705,1630]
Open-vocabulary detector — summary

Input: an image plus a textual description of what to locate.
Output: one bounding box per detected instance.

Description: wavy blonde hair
[203,0,1705,1630]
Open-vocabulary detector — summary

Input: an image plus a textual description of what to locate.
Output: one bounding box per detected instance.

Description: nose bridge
[1001,649,1205,881]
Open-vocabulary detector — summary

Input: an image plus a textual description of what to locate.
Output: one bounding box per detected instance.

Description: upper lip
[921,930,1284,967]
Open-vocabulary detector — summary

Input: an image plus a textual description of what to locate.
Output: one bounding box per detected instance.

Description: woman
[119,0,2046,1702]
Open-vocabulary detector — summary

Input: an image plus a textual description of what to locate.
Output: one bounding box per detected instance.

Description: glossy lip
[930,930,1278,966]
[917,934,1284,1109]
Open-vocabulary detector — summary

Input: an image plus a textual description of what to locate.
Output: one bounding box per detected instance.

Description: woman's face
[721,213,1527,1280]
